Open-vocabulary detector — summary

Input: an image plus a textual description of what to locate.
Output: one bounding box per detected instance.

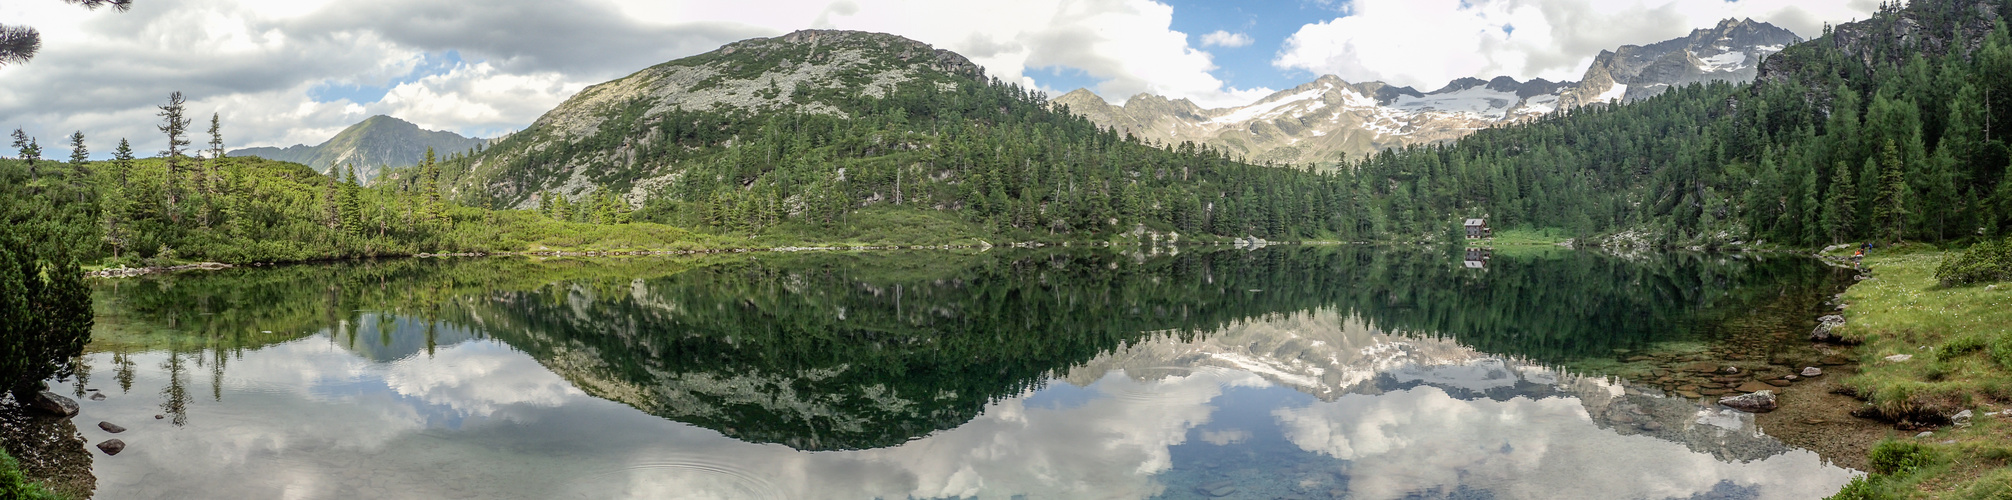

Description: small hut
[1464,219,1492,239]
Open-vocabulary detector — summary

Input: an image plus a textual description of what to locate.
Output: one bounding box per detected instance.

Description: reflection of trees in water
[84,248,1836,448]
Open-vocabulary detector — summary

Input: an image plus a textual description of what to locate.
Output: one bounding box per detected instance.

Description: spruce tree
[66,131,86,166]
[157,91,190,209]
[1874,139,1912,243]
[1823,162,1858,243]
[207,112,225,159]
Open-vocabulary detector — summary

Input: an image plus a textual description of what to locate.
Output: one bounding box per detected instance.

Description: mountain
[1052,18,1800,167]
[230,115,489,182]
[1554,18,1802,109]
[436,29,1359,242]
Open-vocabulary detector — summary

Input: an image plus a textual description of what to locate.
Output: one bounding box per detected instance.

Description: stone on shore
[1720,391,1779,413]
[29,391,80,417]
[1885,354,1913,363]
[1811,315,1847,341]
[1801,367,1823,377]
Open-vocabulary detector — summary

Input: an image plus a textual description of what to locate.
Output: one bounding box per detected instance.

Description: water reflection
[58,247,1855,499]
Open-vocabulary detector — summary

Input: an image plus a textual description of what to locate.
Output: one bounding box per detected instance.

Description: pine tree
[1823,162,1857,243]
[207,112,225,159]
[112,138,133,186]
[67,131,86,166]
[1874,139,1912,243]
[157,91,191,210]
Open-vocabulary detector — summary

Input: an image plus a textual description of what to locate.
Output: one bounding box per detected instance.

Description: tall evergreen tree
[67,130,87,166]
[1823,162,1858,243]
[157,91,191,209]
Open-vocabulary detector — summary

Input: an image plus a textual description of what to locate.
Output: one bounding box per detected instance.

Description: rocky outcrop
[1810,315,1847,341]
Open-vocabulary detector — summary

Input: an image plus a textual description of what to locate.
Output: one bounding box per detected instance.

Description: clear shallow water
[37,247,1857,499]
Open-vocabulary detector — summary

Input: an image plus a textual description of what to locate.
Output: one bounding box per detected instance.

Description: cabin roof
[1464,219,1486,226]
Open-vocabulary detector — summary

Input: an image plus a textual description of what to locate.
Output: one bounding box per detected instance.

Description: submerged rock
[96,439,125,456]
[88,393,106,401]
[1720,391,1778,413]
[98,421,126,433]
[29,391,79,417]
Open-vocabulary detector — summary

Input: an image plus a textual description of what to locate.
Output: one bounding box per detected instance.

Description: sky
[0,0,1879,159]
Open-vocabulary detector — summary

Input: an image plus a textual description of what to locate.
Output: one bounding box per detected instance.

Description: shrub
[1827,475,1893,500]
[0,448,64,500]
[1869,440,1940,476]
[1940,334,1989,361]
[1936,238,2012,287]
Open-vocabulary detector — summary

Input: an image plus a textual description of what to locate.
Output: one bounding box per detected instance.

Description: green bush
[1936,238,2012,287]
[1827,475,1894,500]
[0,448,64,500]
[1869,440,1940,476]
[1941,334,1990,361]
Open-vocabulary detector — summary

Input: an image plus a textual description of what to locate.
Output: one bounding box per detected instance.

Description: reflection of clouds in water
[1272,386,1855,500]
[593,368,1262,500]
[1200,429,1250,446]
[382,342,585,418]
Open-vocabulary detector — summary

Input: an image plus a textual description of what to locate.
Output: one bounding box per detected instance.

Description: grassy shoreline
[1822,244,2012,499]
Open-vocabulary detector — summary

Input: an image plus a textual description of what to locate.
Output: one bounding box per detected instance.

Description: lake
[18,246,1862,499]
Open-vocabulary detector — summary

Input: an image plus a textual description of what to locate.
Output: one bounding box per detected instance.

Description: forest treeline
[1348,0,2012,247]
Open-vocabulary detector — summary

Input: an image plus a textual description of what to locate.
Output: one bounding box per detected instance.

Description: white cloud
[1200,30,1254,48]
[1274,0,1878,89]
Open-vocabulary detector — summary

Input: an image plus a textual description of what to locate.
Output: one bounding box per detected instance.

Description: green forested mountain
[433,29,1357,240]
[231,115,489,183]
[1340,0,2012,246]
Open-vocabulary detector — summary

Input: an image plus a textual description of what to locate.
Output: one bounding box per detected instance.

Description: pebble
[1802,367,1823,377]
[154,414,164,419]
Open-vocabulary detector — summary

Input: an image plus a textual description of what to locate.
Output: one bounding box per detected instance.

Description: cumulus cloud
[1274,0,1879,89]
[1199,30,1254,48]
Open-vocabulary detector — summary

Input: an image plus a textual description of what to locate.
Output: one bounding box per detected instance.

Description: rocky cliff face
[229,115,489,184]
[1055,18,1800,167]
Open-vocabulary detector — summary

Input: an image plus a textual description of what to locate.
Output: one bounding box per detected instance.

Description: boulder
[28,391,79,417]
[1721,391,1779,413]
[96,439,125,456]
[98,421,126,433]
[1802,367,1824,377]
[1811,315,1847,341]
[1953,410,1974,426]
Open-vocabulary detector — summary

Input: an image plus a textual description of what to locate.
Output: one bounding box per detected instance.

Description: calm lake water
[30,246,1861,499]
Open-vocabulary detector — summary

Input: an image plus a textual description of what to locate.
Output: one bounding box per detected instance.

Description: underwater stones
[1677,390,1704,399]
[98,421,126,433]
[97,439,126,455]
[29,391,79,417]
[1721,391,1779,413]
[1735,381,1775,393]
[1700,388,1731,396]
[88,392,105,401]
[1765,379,1793,387]
[1682,361,1720,373]
[1802,367,1824,377]
[1821,355,1851,365]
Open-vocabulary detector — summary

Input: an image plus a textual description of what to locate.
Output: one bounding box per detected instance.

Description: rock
[88,392,105,401]
[1735,381,1776,393]
[1700,388,1731,396]
[1885,354,1914,363]
[1811,315,1847,341]
[1722,366,1740,374]
[1765,379,1793,387]
[1953,410,1974,426]
[28,391,79,417]
[154,414,164,419]
[98,421,126,433]
[1641,421,1664,431]
[1802,367,1824,377]
[1721,391,1779,413]
[96,439,125,456]
[1785,374,1800,381]
[1916,431,1934,438]
[1677,390,1704,399]
[1682,361,1720,373]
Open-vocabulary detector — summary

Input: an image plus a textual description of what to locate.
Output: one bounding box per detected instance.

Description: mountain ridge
[1052,18,1802,166]
[230,115,490,183]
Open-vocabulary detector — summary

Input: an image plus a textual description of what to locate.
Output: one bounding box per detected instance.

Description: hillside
[231,115,489,183]
[437,30,1357,241]
[1053,19,1799,167]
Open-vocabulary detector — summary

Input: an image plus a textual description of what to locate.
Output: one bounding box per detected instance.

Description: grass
[0,447,64,500]
[1488,227,1575,247]
[1825,244,2012,499]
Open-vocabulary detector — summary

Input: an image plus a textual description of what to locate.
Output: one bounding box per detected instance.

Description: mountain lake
[6,245,1870,499]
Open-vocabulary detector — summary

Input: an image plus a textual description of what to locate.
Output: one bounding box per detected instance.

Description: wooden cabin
[1464,219,1492,239]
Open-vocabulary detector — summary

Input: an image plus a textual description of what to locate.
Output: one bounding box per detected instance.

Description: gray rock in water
[1720,390,1778,413]
[99,421,126,433]
[88,392,106,401]
[1802,367,1824,377]
[1810,315,1847,342]
[96,439,125,456]
[29,391,79,417]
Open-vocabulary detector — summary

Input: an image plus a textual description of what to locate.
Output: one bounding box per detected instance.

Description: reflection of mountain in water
[89,246,1836,454]
[1072,308,1794,463]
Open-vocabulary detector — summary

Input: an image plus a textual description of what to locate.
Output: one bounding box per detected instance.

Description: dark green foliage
[1939,333,1990,360]
[1936,237,2012,286]
[1826,475,1894,500]
[0,160,93,400]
